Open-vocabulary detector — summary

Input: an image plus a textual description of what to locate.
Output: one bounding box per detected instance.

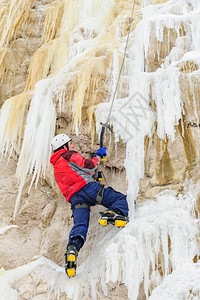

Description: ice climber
[50,133,129,277]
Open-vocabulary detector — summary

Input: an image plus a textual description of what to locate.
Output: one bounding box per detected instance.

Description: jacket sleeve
[62,151,100,173]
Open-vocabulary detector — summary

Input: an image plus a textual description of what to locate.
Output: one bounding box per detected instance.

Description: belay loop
[99,0,136,146]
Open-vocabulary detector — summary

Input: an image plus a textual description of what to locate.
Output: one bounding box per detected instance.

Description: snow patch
[0,225,19,235]
[149,261,200,300]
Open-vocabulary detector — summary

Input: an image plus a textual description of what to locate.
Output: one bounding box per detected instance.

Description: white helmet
[51,134,71,151]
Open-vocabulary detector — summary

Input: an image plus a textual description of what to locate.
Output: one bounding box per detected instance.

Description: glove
[97,171,103,181]
[92,171,103,182]
[94,147,107,161]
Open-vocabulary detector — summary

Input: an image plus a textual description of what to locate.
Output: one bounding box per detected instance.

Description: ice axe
[92,122,111,182]
[99,122,112,161]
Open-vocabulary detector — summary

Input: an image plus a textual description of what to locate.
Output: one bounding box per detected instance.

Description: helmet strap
[65,142,69,150]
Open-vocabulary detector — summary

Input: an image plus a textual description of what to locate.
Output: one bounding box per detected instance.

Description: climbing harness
[95,184,104,205]
[73,203,90,210]
[72,184,105,210]
[99,0,136,146]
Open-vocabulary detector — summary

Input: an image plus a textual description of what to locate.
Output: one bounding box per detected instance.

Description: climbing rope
[100,0,136,147]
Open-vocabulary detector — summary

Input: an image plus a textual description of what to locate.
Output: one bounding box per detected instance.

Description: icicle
[152,67,183,142]
[0,0,31,48]
[0,92,31,157]
[14,78,57,218]
[42,0,65,43]
[24,44,56,92]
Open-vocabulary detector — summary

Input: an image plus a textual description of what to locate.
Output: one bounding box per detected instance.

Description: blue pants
[67,182,129,251]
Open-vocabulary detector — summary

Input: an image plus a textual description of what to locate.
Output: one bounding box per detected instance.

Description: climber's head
[51,134,74,152]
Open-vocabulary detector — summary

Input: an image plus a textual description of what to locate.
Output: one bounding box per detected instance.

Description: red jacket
[50,149,100,202]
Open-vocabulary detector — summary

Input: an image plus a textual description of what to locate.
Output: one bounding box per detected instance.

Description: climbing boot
[65,245,78,277]
[99,210,129,228]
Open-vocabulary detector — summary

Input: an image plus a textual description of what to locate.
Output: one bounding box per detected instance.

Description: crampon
[65,245,78,278]
[99,210,129,228]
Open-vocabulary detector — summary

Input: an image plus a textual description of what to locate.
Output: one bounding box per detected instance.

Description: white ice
[149,261,200,300]
[0,225,19,235]
[0,0,199,299]
[0,187,199,300]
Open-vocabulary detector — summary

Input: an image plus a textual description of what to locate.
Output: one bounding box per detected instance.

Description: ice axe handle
[100,124,106,161]
[100,124,106,148]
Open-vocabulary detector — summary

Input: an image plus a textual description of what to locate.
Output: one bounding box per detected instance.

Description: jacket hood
[50,149,67,165]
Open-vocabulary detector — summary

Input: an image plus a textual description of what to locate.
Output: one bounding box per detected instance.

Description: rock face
[0,0,48,104]
[0,157,69,269]
[0,0,200,299]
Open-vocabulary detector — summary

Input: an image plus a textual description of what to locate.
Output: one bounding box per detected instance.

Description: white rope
[106,0,136,124]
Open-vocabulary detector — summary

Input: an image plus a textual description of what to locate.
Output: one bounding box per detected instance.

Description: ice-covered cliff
[0,0,199,299]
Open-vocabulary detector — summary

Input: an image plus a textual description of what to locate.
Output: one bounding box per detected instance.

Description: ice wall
[0,0,199,299]
[95,0,200,216]
[94,1,200,296]
[95,74,155,216]
[103,190,199,300]
[0,182,199,300]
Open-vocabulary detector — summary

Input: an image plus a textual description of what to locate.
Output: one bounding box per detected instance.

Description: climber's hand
[92,171,103,182]
[94,147,107,161]
[97,171,103,181]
